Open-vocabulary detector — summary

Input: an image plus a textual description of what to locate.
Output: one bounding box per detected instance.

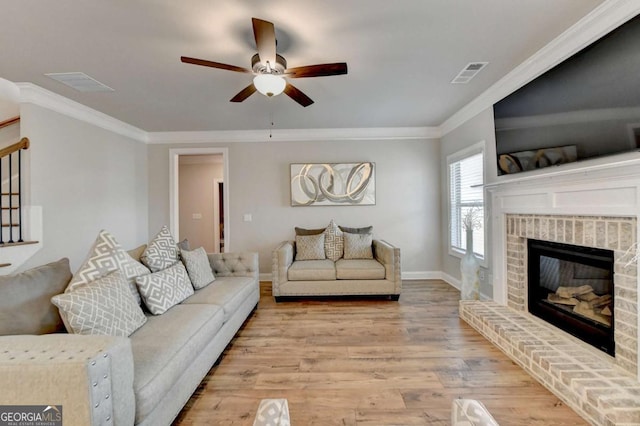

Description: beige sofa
[272,239,401,300]
[0,252,259,426]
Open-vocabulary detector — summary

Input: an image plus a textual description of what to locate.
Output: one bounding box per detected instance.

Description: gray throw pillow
[295,234,326,261]
[0,258,72,335]
[177,238,191,251]
[52,270,147,337]
[339,225,373,235]
[343,232,374,259]
[181,247,215,289]
[294,227,326,236]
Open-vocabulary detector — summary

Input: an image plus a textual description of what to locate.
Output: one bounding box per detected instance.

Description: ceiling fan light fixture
[253,73,286,97]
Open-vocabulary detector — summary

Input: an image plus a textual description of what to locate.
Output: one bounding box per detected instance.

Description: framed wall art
[290,162,375,206]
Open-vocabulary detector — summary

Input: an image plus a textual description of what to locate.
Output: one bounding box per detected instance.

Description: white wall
[148,138,441,276]
[440,107,497,296]
[20,103,148,272]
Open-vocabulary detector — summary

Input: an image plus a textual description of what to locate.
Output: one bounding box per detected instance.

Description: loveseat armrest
[373,239,401,295]
[271,241,294,297]
[0,334,135,426]
[208,251,259,279]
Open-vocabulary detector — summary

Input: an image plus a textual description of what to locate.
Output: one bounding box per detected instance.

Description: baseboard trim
[440,272,461,289]
[262,271,462,283]
[401,271,441,280]
[258,273,273,282]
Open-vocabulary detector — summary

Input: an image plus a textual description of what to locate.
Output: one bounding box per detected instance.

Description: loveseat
[0,235,259,425]
[272,221,401,300]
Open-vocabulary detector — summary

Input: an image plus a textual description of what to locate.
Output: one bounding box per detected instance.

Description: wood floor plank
[173,280,587,425]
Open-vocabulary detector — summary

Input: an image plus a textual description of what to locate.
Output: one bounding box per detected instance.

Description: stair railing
[0,137,29,244]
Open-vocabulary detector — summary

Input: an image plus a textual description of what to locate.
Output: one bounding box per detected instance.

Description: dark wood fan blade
[284,83,314,107]
[285,63,348,78]
[230,84,257,102]
[181,56,251,73]
[252,18,277,68]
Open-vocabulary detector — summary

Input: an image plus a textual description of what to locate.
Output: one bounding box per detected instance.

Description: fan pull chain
[269,102,275,138]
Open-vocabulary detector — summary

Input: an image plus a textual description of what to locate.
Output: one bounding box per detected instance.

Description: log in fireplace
[527,239,615,355]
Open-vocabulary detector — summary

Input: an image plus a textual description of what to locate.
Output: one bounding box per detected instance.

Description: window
[448,143,485,259]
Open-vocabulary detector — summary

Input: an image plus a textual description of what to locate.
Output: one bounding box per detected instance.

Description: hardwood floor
[173,281,587,425]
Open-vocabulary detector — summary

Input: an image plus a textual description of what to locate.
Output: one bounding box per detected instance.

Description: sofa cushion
[68,230,150,305]
[288,260,336,281]
[295,233,326,261]
[182,276,257,322]
[141,225,180,273]
[335,259,385,280]
[343,232,374,259]
[135,263,194,315]
[52,270,147,336]
[180,247,215,289]
[129,304,224,423]
[323,220,344,261]
[0,258,71,335]
[127,244,147,263]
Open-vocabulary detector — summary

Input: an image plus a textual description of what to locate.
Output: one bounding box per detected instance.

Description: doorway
[170,148,229,253]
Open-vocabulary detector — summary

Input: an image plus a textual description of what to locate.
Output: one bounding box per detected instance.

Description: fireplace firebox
[527,239,615,355]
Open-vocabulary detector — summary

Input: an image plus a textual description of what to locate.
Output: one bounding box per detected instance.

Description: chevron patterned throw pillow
[141,225,180,273]
[67,230,150,305]
[52,270,147,336]
[135,262,194,315]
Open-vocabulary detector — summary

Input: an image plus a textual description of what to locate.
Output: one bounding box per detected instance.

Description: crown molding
[16,83,148,142]
[147,126,441,144]
[13,82,440,144]
[439,0,640,136]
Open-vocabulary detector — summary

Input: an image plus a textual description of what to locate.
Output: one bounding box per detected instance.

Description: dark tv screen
[493,14,640,176]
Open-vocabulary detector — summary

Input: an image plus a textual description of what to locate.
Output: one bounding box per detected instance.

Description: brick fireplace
[505,214,637,376]
[459,159,640,424]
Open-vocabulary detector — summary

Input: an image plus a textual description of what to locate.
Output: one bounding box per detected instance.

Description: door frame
[169,147,230,252]
[213,177,224,253]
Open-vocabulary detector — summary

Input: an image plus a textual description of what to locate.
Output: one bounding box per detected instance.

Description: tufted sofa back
[207,252,258,278]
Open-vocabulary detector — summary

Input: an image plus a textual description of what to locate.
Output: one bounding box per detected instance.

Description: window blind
[449,151,484,258]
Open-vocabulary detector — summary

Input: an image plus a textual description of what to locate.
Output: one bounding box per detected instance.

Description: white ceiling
[0,0,604,132]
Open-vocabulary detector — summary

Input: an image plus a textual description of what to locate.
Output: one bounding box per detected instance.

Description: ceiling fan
[181,18,348,107]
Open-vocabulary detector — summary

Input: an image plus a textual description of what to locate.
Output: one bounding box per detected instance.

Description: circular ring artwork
[290,162,375,206]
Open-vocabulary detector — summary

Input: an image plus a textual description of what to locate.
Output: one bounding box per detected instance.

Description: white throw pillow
[135,262,194,315]
[295,234,326,261]
[141,225,180,273]
[181,247,215,289]
[52,270,147,336]
[343,232,373,259]
[67,230,150,305]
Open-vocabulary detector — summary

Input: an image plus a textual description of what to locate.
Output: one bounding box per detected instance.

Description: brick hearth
[459,213,640,425]
[460,301,640,425]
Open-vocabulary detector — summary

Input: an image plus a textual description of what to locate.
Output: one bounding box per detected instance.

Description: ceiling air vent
[451,62,488,84]
[45,72,114,92]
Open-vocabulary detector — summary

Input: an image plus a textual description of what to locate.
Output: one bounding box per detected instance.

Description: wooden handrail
[0,116,19,130]
[0,137,29,160]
